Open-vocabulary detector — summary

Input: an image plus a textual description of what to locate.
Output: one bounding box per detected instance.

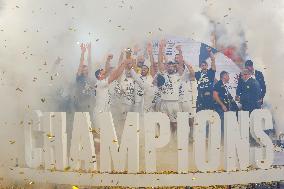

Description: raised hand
[146,42,153,53]
[159,39,167,49]
[80,43,86,53]
[86,42,91,52]
[107,54,114,61]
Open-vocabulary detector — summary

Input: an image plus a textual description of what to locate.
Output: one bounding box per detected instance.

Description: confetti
[64,166,71,171]
[9,140,16,144]
[16,87,23,92]
[41,98,46,103]
[46,133,55,139]
[72,186,79,189]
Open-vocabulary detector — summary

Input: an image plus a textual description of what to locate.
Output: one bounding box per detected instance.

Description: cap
[245,60,253,67]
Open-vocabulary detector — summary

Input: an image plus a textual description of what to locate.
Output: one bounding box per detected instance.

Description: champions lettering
[24,110,274,173]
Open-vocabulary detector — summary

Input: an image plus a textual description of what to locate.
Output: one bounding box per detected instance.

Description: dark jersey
[76,75,96,96]
[236,70,266,99]
[255,70,266,99]
[74,74,96,111]
[195,69,216,112]
[213,80,238,111]
[238,77,261,112]
[195,68,216,93]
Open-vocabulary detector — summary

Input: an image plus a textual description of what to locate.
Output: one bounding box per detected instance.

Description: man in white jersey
[174,45,196,118]
[111,49,138,121]
[157,40,187,132]
[93,54,113,130]
[131,42,161,113]
[92,51,133,132]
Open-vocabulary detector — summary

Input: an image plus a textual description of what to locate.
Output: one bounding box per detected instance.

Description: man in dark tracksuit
[213,71,238,117]
[213,71,238,142]
[236,60,266,106]
[236,69,261,113]
[195,47,216,112]
[245,60,266,105]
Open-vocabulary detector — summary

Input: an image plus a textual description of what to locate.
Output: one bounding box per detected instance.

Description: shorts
[160,100,181,123]
[179,101,195,118]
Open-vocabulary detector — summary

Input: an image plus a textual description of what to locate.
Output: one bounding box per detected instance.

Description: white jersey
[108,80,122,105]
[135,75,153,103]
[179,69,194,103]
[119,72,136,105]
[94,79,110,112]
[160,73,181,101]
[144,85,159,112]
[130,70,157,112]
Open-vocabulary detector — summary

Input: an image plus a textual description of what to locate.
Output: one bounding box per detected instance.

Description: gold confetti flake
[64,166,71,171]
[46,133,55,139]
[9,140,16,144]
[72,185,79,189]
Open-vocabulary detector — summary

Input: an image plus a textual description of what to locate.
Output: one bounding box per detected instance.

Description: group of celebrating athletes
[70,40,266,136]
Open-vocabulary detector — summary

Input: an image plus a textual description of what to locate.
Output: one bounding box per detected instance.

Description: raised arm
[184,62,195,81]
[147,42,157,77]
[207,46,216,71]
[176,45,186,76]
[158,40,166,73]
[86,42,92,74]
[108,57,126,84]
[176,45,183,56]
[105,54,113,75]
[77,43,86,75]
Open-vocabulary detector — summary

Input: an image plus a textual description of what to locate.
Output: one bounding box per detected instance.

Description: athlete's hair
[95,69,103,79]
[220,71,229,80]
